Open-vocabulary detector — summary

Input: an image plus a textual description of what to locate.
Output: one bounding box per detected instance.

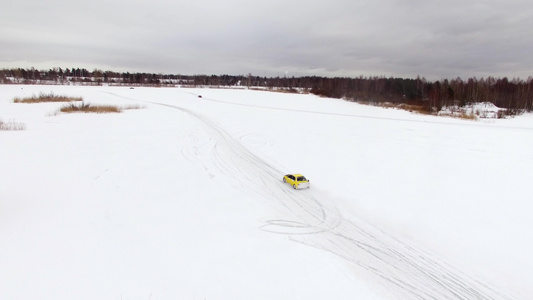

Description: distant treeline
[2,67,532,112]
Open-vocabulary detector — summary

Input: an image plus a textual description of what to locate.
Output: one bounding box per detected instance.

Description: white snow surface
[1,85,532,299]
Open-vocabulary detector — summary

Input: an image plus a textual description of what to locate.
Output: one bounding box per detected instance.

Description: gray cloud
[2,0,533,80]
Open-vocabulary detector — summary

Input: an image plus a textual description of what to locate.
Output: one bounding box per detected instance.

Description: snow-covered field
[1,85,532,299]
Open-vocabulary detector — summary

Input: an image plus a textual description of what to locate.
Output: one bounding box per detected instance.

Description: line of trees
[0,68,174,85]
[306,75,533,112]
[1,67,532,112]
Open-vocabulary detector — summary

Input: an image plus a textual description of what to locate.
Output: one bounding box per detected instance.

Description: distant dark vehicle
[130,87,134,89]
[198,95,202,98]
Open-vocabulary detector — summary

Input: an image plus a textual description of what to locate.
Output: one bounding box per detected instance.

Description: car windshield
[297,176,307,181]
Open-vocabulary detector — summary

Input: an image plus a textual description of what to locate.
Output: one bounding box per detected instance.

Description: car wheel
[283,177,286,182]
[293,184,297,189]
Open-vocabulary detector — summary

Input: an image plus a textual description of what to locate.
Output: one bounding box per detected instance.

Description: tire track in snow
[104,91,518,300]
[102,91,339,234]
[199,93,533,132]
[156,102,342,236]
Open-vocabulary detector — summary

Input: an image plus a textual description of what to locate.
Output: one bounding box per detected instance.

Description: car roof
[286,173,306,177]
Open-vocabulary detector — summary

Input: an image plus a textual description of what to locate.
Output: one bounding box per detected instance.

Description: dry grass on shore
[59,102,144,114]
[14,92,82,103]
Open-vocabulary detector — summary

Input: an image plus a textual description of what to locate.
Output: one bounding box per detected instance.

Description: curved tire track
[105,91,518,300]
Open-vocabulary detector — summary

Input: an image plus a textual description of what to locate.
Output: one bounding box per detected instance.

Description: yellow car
[283,174,310,189]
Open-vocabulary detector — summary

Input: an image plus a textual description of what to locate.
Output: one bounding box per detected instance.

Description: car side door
[288,175,296,185]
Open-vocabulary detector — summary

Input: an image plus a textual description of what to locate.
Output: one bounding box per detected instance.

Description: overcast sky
[2,0,533,80]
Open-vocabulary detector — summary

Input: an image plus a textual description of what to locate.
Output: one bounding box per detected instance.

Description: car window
[289,175,295,180]
[297,176,307,181]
